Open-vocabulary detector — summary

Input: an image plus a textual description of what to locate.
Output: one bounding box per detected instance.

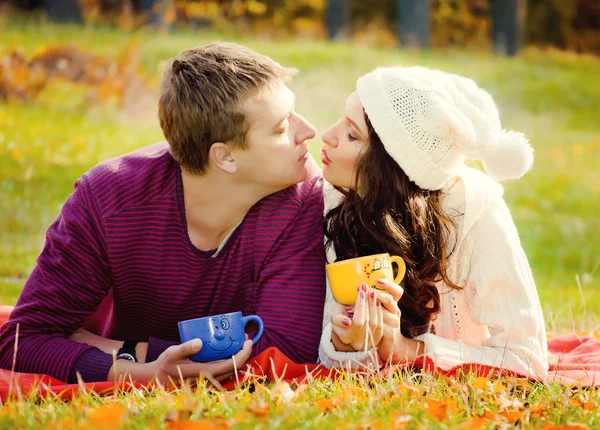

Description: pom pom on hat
[481,130,534,181]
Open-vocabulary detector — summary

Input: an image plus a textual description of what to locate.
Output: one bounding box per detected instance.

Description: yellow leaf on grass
[472,377,489,390]
[88,405,125,428]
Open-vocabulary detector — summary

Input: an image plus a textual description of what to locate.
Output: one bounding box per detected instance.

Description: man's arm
[0,175,116,382]
[251,179,327,364]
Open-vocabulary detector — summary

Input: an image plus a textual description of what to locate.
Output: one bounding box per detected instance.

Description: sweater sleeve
[318,276,380,369]
[317,182,379,369]
[251,180,327,364]
[419,201,548,379]
[0,176,115,382]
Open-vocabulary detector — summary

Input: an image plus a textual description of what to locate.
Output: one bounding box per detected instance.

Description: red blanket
[1,305,599,401]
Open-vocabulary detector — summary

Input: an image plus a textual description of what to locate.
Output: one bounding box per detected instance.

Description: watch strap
[116,340,140,362]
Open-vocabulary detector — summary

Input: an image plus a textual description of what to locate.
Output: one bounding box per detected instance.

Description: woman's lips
[321,149,332,165]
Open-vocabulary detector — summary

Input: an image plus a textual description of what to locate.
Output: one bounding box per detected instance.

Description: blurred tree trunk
[326,0,350,40]
[397,0,430,48]
[491,0,525,56]
[44,0,83,23]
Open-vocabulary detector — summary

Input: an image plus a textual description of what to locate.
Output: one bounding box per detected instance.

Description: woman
[318,66,548,378]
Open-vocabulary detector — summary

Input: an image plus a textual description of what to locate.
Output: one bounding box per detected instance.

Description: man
[0,42,326,383]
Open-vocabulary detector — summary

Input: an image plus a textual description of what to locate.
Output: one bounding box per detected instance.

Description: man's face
[231,82,316,192]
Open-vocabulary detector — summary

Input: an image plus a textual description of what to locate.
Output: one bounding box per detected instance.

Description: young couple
[0,42,548,384]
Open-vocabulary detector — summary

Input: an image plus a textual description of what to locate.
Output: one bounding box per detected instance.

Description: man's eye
[220,318,230,330]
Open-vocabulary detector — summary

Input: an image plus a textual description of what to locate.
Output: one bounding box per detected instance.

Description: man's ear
[208,142,237,174]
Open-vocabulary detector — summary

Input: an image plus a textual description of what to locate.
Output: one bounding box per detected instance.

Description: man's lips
[321,149,332,165]
[298,149,309,161]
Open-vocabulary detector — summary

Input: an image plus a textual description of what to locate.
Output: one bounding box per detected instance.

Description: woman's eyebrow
[345,116,367,139]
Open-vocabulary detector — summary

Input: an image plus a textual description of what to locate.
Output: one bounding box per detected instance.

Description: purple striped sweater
[0,142,326,382]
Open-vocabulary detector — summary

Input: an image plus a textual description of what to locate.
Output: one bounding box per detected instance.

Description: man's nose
[294,113,316,145]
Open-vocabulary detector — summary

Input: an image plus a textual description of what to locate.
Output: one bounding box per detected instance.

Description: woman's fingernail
[357,286,361,291]
[360,290,365,299]
[362,284,368,292]
[343,319,351,327]
[345,306,354,311]
[376,299,381,307]
[377,279,385,284]
[369,291,375,299]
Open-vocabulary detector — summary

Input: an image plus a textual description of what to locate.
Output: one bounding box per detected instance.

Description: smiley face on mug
[205,315,240,357]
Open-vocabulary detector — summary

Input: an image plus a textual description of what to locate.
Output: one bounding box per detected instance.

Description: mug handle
[242,315,264,344]
[390,255,406,284]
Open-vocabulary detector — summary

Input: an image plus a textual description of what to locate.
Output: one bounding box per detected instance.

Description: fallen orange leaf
[165,420,222,430]
[424,399,448,421]
[582,400,596,411]
[543,423,591,430]
[48,418,79,430]
[88,405,125,428]
[501,409,524,423]
[559,424,590,430]
[459,415,493,430]
[315,398,339,412]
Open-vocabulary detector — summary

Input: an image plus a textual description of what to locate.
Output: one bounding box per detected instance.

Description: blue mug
[178,311,264,362]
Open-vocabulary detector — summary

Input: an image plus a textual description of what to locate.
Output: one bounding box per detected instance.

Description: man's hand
[107,338,253,385]
[69,329,149,363]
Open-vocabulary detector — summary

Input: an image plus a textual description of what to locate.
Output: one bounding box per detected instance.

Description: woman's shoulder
[323,180,344,215]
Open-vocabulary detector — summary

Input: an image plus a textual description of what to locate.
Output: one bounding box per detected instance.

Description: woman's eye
[220,318,230,330]
[347,133,357,142]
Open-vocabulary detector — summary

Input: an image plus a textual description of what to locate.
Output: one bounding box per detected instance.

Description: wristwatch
[116,340,140,362]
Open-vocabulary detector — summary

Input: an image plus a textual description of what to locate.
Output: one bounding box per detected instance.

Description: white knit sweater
[318,167,549,379]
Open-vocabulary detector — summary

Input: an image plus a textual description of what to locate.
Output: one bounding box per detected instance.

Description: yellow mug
[326,253,406,306]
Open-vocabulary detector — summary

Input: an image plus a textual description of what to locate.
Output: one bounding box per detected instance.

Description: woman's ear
[208,142,237,174]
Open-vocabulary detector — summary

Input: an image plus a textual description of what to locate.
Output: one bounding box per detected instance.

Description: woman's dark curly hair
[325,113,462,338]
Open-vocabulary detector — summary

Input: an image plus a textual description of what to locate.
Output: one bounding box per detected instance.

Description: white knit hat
[356,66,534,191]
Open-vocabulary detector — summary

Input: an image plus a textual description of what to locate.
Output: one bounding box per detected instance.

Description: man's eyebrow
[273,112,292,129]
[345,116,367,139]
[273,94,296,130]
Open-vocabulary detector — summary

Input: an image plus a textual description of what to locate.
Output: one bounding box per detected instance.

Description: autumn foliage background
[0,1,599,428]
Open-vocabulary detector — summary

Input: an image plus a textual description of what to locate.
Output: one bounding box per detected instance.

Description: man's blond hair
[159,42,296,174]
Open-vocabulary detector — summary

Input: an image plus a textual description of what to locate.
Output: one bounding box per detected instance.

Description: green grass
[1,19,599,429]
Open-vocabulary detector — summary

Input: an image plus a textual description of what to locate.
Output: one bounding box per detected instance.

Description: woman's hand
[375,278,424,363]
[330,284,384,351]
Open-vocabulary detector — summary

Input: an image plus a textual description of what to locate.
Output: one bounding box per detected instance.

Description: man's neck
[181,169,278,252]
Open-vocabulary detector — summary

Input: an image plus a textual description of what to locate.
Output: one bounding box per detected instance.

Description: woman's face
[321,91,369,189]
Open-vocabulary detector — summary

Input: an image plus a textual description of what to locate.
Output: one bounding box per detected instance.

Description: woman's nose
[321,126,338,147]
